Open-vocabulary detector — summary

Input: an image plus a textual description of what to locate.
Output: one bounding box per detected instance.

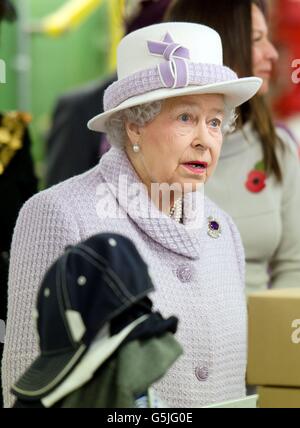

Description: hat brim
[11,345,86,401]
[87,77,262,133]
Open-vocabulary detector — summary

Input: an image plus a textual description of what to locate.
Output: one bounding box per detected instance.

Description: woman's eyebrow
[171,102,197,110]
[169,102,225,116]
[253,28,268,36]
[209,108,225,116]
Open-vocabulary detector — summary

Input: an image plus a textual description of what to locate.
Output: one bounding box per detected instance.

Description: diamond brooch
[207,217,222,239]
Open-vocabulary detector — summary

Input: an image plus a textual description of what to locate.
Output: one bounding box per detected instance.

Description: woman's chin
[181,180,206,193]
[257,79,270,96]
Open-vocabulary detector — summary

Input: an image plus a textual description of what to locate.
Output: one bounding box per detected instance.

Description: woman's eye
[209,118,222,129]
[179,113,192,123]
[252,33,263,43]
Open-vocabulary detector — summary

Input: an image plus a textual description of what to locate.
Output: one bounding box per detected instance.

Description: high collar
[98,147,206,260]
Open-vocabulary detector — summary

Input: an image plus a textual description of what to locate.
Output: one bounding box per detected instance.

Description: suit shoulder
[51,164,102,197]
[57,75,116,109]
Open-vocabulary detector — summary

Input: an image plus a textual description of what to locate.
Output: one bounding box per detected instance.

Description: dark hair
[166,0,283,181]
[125,0,172,34]
[0,0,17,22]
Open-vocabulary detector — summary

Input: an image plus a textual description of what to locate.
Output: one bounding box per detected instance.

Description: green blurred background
[0,0,111,183]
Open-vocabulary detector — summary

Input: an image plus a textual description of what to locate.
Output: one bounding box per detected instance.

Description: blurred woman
[167,0,300,293]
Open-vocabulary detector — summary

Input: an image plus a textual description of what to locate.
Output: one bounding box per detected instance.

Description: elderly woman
[2,22,261,408]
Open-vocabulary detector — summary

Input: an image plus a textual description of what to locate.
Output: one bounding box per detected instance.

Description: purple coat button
[195,366,209,382]
[176,264,193,283]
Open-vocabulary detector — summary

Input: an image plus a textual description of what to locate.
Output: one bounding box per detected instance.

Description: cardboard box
[247,289,300,387]
[202,395,258,409]
[258,387,300,408]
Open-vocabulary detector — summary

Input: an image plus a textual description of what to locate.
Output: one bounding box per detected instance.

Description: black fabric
[110,297,153,335]
[123,313,178,344]
[110,297,178,344]
[0,116,37,407]
[45,76,116,187]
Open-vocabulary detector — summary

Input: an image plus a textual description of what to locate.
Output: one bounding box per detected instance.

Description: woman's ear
[125,121,142,145]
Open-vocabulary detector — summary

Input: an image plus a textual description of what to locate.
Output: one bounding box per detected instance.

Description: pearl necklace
[169,198,183,223]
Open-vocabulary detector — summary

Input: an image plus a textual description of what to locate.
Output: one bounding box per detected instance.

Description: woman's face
[125,94,225,195]
[252,3,279,95]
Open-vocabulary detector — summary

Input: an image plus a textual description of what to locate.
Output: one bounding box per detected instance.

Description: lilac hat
[88,22,262,133]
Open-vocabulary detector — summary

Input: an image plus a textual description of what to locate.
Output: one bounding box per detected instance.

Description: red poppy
[246,170,267,193]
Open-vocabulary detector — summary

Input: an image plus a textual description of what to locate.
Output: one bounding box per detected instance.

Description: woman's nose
[192,124,211,150]
[192,139,208,151]
[266,39,279,63]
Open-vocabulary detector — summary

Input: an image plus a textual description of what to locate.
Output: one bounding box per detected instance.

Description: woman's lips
[259,70,272,78]
[182,162,208,175]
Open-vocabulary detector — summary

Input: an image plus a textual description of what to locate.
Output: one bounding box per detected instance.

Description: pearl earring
[133,143,140,153]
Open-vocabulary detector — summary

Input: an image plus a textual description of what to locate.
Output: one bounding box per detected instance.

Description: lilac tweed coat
[2,147,247,408]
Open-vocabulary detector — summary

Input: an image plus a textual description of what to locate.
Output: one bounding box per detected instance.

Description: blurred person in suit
[45,0,172,187]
